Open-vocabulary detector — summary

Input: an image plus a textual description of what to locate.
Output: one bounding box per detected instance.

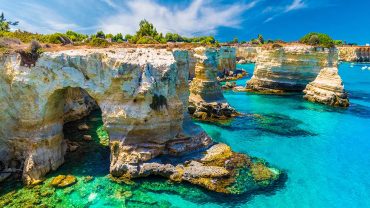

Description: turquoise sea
[1,62,369,207]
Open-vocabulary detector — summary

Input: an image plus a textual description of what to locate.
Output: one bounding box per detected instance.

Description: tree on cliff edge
[0,12,19,32]
[300,32,335,48]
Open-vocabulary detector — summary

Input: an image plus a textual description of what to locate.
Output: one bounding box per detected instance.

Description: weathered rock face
[338,46,370,62]
[0,48,200,184]
[303,67,349,107]
[244,45,349,107]
[236,46,258,63]
[0,47,281,194]
[246,46,338,93]
[63,88,98,123]
[190,47,225,103]
[189,47,237,121]
[217,46,236,72]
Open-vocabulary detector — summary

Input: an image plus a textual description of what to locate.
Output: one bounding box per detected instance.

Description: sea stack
[189,47,238,121]
[217,46,236,72]
[244,45,349,107]
[303,67,349,107]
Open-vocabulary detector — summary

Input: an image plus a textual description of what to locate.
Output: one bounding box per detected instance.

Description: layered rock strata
[244,45,349,107]
[0,48,280,194]
[217,46,236,72]
[236,46,258,63]
[338,46,370,62]
[217,46,246,81]
[303,67,349,107]
[0,48,197,184]
[189,47,238,121]
[246,46,338,93]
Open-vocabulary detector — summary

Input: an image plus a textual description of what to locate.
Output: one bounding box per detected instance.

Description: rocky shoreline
[0,47,281,195]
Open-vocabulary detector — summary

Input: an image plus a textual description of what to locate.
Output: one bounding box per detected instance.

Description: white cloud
[264,0,307,23]
[100,0,259,36]
[100,0,119,9]
[285,0,306,12]
[2,1,79,33]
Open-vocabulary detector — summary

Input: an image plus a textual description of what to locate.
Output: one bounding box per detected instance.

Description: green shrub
[65,30,88,42]
[300,32,335,48]
[112,33,124,42]
[334,40,344,45]
[258,34,264,44]
[46,33,70,44]
[0,31,47,43]
[136,36,158,44]
[89,37,110,47]
[96,31,105,39]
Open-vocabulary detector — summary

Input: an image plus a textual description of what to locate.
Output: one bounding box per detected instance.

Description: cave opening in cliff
[60,87,111,178]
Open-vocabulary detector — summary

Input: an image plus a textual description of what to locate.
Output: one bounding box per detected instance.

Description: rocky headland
[0,47,281,194]
[338,46,370,62]
[189,47,238,122]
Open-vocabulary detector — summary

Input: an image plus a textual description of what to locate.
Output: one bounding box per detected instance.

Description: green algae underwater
[0,109,285,208]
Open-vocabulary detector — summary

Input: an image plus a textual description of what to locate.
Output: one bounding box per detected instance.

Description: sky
[1,0,370,44]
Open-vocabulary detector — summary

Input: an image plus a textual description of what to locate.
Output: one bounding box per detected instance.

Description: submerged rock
[83,135,92,141]
[51,175,77,188]
[112,143,282,194]
[222,81,236,90]
[77,123,89,131]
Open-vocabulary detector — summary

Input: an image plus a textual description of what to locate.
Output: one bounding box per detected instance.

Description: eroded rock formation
[246,46,338,93]
[0,48,281,194]
[338,46,370,62]
[189,47,237,121]
[217,46,236,72]
[243,45,349,107]
[236,46,258,63]
[63,88,98,123]
[303,67,349,107]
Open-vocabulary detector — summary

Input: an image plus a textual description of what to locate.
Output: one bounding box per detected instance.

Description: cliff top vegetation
[0,12,360,54]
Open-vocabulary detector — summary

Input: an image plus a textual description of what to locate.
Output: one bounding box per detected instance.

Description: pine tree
[0,12,19,31]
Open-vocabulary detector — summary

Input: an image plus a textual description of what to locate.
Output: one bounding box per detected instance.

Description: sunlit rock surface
[246,45,339,93]
[338,46,370,62]
[189,47,238,121]
[0,48,198,184]
[243,45,349,107]
[303,67,349,107]
[0,48,280,194]
[217,46,236,72]
[236,46,258,63]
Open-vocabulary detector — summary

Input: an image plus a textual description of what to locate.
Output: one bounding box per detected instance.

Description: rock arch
[0,48,203,184]
[0,48,283,194]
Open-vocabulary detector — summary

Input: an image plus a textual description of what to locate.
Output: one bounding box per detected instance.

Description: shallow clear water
[1,62,369,207]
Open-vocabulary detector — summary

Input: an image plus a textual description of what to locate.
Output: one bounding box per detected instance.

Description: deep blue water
[194,62,370,207]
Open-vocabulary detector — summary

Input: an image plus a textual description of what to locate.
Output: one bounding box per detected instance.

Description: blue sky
[1,0,370,44]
